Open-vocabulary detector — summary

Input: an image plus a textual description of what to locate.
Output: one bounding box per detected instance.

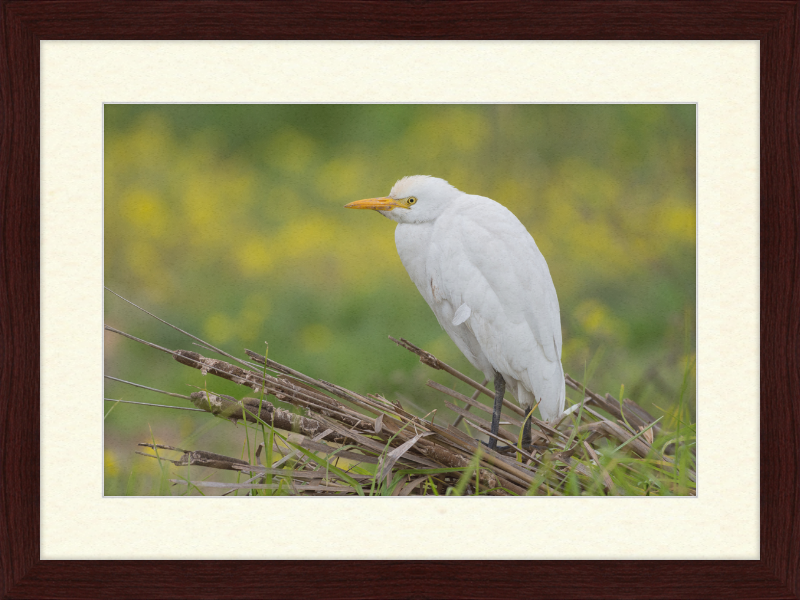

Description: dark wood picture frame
[1,2,797,598]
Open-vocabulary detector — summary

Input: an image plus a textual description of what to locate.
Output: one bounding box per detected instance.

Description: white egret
[345,175,566,451]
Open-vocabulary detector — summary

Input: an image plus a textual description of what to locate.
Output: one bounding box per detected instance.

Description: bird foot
[495,442,545,455]
[479,440,497,452]
[480,439,544,455]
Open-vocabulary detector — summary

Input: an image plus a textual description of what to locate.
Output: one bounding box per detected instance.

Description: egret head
[345,175,461,224]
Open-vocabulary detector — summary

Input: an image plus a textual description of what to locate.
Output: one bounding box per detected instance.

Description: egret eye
[407,197,417,205]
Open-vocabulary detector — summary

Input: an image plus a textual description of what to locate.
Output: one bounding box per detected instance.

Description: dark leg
[486,371,505,451]
[494,407,542,454]
[521,408,532,447]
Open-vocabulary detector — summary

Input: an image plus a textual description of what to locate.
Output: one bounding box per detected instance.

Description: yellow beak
[344,196,406,212]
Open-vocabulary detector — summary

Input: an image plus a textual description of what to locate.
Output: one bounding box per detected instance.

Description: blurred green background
[104,104,696,495]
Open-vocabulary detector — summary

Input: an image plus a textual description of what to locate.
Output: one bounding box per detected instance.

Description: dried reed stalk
[105,296,694,496]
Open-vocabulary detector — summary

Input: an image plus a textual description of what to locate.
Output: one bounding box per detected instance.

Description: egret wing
[433,196,564,414]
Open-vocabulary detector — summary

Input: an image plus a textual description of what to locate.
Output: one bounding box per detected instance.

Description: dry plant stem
[264,366,438,459]
[428,380,524,428]
[245,352,434,454]
[313,414,396,456]
[424,421,556,495]
[276,436,380,465]
[105,375,192,400]
[180,347,454,472]
[464,422,539,464]
[220,332,556,492]
[103,328,335,425]
[106,287,260,375]
[106,326,388,451]
[187,391,380,467]
[245,348,329,389]
[170,480,357,493]
[230,467,371,480]
[245,348,412,431]
[245,349,387,418]
[552,455,594,479]
[136,444,250,471]
[270,428,334,469]
[577,420,695,483]
[564,373,662,435]
[152,449,366,496]
[373,409,521,494]
[452,378,489,427]
[105,326,328,418]
[187,390,339,441]
[583,440,616,494]
[105,398,206,413]
[355,400,531,492]
[390,336,525,417]
[173,349,372,430]
[105,325,176,356]
[315,414,436,469]
[107,302,691,496]
[105,328,364,432]
[575,420,653,459]
[321,413,514,495]
[441,399,518,444]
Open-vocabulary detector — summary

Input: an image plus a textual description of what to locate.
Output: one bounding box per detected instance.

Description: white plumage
[346,175,566,432]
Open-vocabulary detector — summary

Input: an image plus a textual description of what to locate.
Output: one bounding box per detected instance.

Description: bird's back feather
[396,193,566,420]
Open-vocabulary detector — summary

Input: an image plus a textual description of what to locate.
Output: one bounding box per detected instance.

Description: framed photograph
[3,2,797,598]
[102,102,697,502]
